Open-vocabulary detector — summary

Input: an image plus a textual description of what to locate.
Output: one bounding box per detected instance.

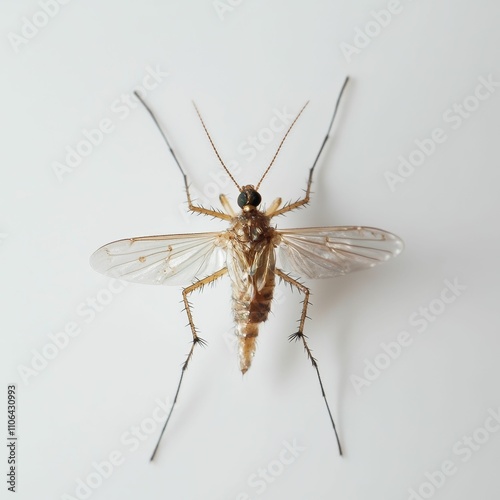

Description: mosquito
[90,76,403,461]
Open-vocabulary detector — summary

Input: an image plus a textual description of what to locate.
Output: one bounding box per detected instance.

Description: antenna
[255,101,309,191]
[192,102,241,191]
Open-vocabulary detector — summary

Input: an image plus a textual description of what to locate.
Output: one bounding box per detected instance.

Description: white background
[1,1,500,499]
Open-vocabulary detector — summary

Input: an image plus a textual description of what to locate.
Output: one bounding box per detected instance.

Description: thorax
[228,208,274,247]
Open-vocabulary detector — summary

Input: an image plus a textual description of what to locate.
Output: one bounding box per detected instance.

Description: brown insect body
[91,78,403,460]
[226,188,277,373]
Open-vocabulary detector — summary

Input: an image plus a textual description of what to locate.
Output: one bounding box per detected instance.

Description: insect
[90,76,403,460]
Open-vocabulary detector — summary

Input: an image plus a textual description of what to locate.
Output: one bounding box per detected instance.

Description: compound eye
[247,190,261,207]
[237,191,248,208]
[238,189,262,208]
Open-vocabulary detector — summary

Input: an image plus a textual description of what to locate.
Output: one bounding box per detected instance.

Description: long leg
[150,267,227,461]
[275,269,343,456]
[134,91,232,221]
[269,77,350,218]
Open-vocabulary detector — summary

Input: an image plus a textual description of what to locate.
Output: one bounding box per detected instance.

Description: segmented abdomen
[232,272,275,374]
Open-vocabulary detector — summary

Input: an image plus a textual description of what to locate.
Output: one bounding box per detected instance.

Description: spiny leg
[134,91,232,221]
[269,76,350,218]
[275,269,343,456]
[150,268,227,461]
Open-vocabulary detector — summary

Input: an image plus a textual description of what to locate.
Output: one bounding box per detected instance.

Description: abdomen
[232,264,275,374]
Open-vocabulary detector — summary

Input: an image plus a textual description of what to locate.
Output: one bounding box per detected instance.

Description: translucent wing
[276,226,403,279]
[90,232,227,285]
